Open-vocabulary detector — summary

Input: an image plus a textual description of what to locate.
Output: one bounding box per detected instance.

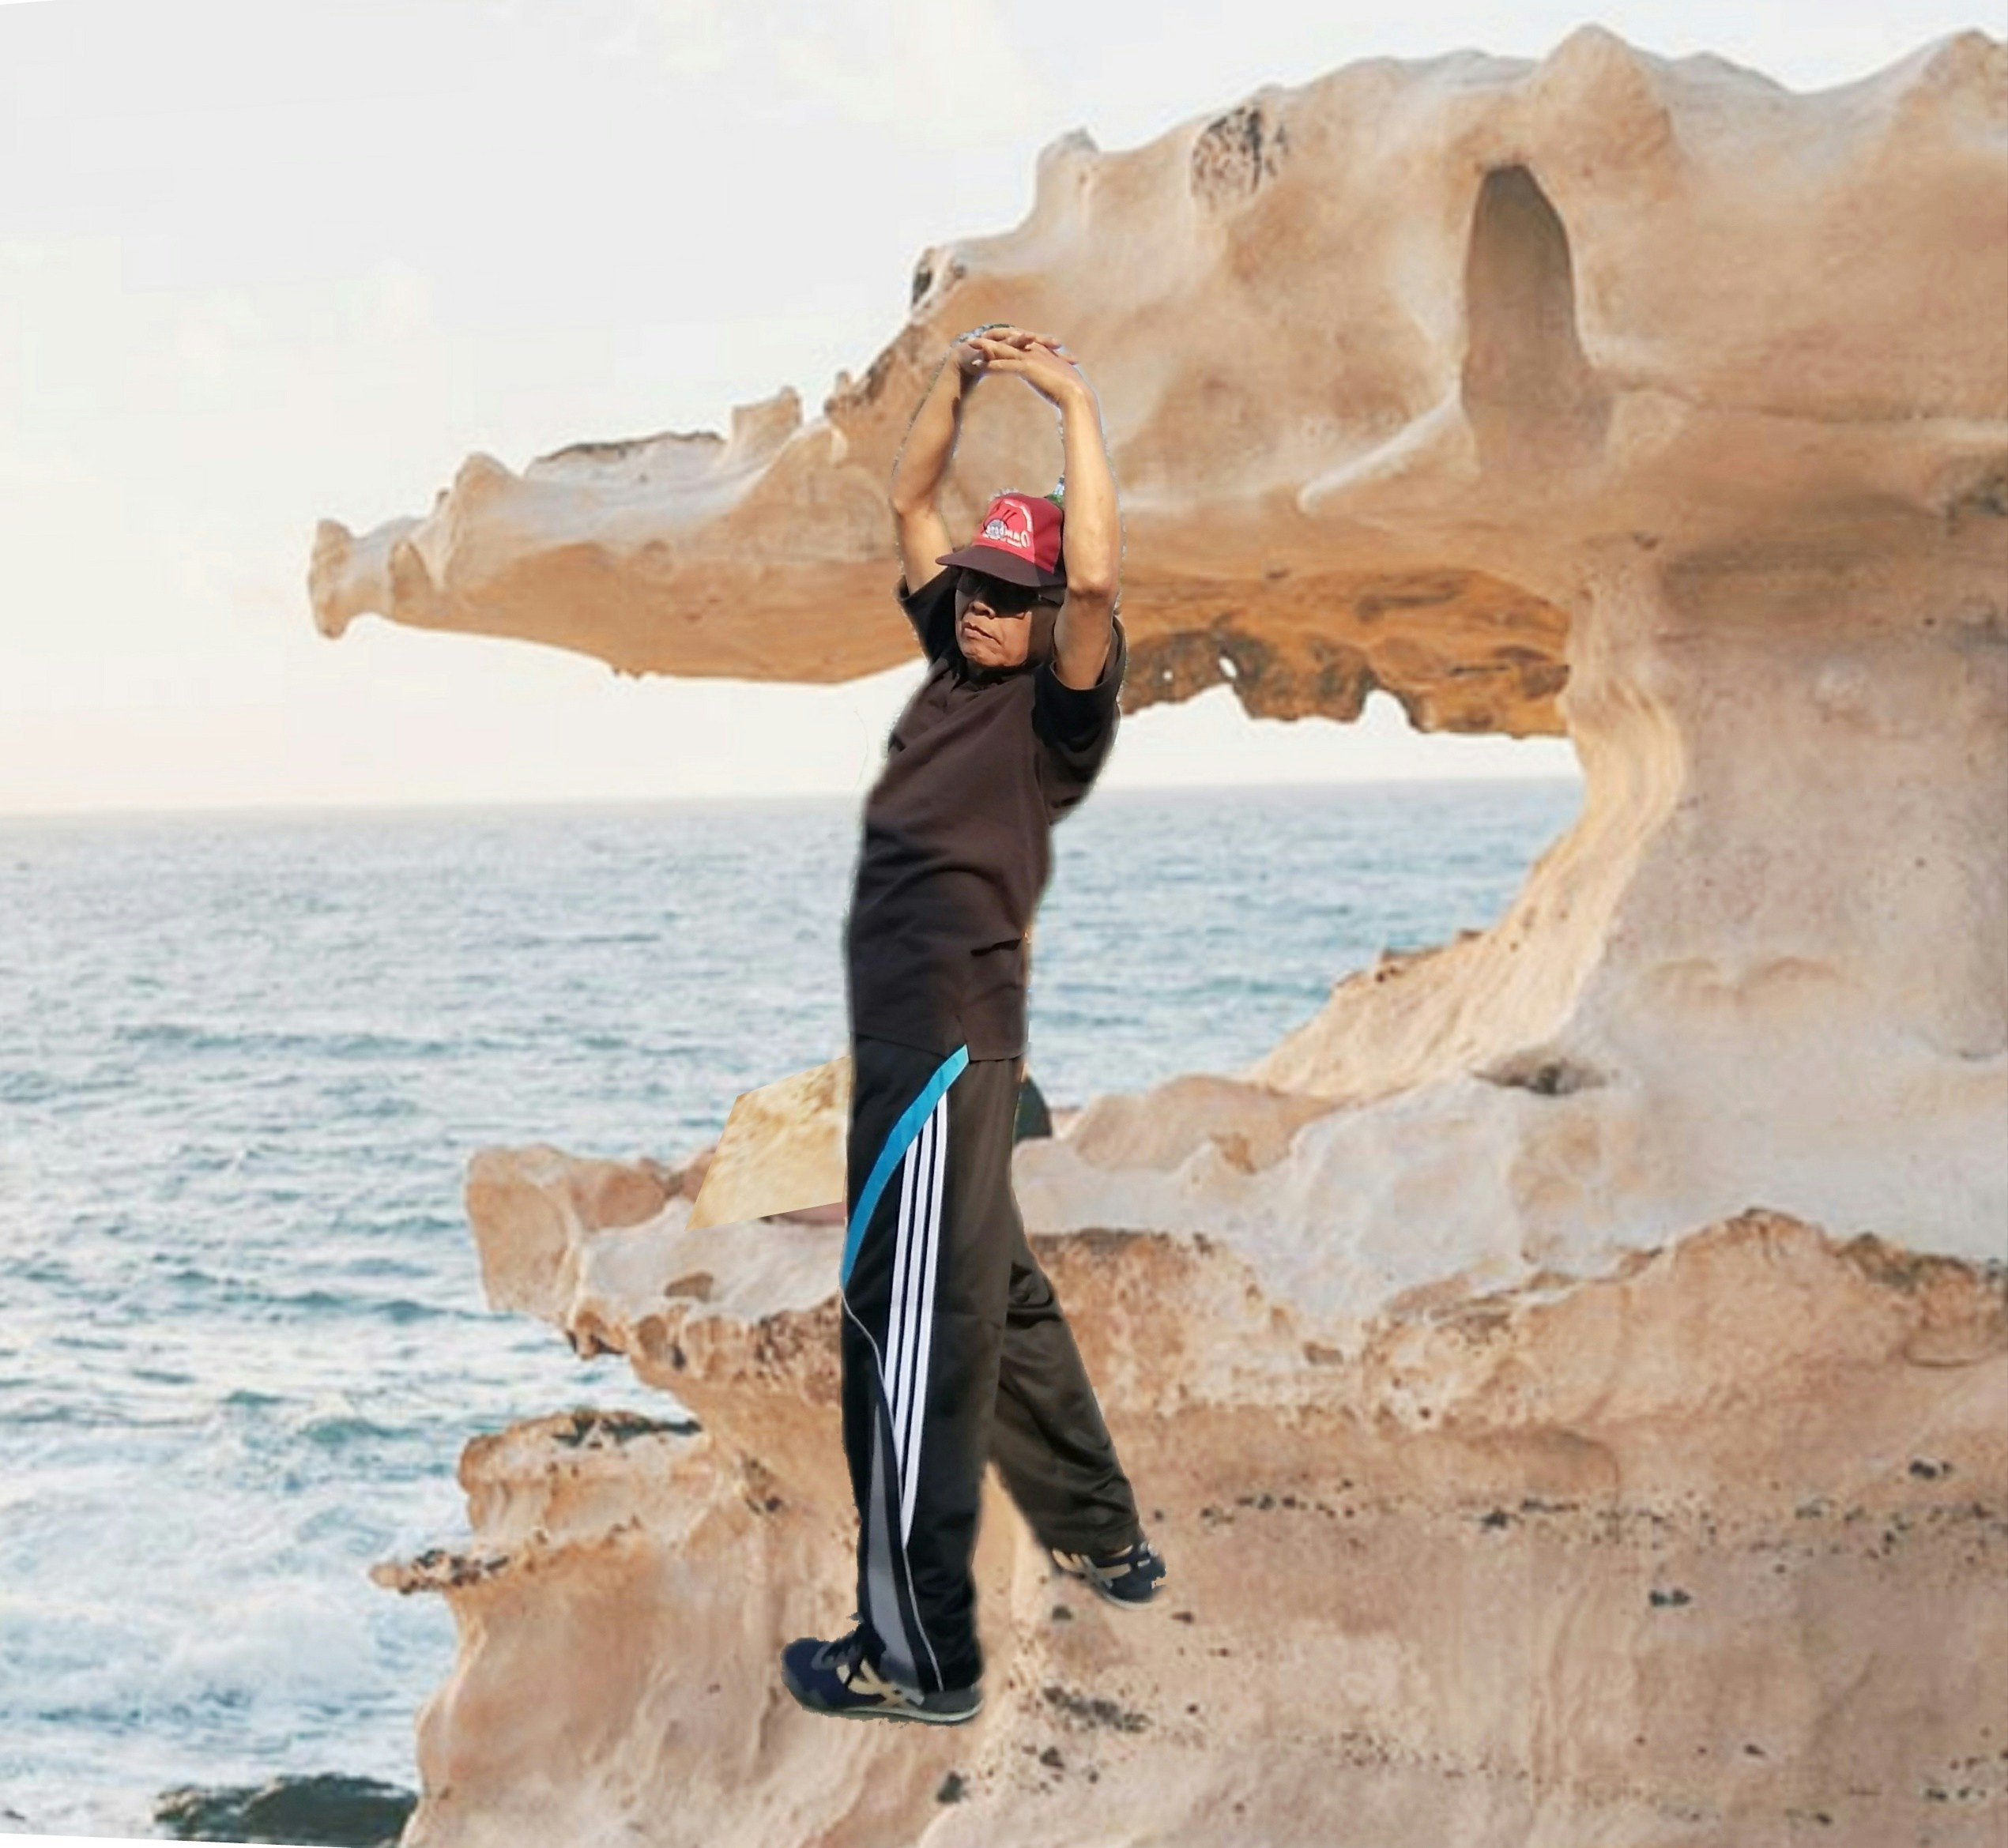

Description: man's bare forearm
[890,356,968,514]
[1057,382,1121,595]
[1045,378,1122,688]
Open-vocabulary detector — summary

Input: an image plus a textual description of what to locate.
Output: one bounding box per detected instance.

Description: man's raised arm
[888,350,965,597]
[1049,371,1121,690]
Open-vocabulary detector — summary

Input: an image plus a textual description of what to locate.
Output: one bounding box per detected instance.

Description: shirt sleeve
[1032,614,1126,816]
[895,567,959,664]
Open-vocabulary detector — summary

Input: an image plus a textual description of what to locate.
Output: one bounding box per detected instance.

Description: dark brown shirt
[844,565,1127,1060]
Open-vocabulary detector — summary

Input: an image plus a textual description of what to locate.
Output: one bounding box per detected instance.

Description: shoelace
[816,1628,902,1699]
[1056,1539,1159,1581]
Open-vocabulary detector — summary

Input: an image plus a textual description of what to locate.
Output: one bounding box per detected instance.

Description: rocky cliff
[337,27,2008,1846]
[375,1150,2005,1846]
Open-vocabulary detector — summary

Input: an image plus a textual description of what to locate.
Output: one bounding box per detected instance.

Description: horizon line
[0,771,1584,826]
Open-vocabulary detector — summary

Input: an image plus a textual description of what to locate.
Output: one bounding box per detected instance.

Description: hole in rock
[1461,164,1608,466]
[1038,751,1584,1107]
[1477,1051,1608,1097]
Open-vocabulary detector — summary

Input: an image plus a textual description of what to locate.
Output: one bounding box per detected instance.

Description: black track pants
[838,1033,1143,1695]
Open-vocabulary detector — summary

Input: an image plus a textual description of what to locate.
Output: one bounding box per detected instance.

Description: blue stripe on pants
[838,1044,968,1289]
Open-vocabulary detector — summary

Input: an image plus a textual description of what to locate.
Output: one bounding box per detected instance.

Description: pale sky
[0,0,1992,814]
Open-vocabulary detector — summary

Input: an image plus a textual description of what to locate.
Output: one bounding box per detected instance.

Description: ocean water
[0,780,1579,1839]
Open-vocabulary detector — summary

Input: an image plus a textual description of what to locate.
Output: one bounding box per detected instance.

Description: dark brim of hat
[936,543,1067,591]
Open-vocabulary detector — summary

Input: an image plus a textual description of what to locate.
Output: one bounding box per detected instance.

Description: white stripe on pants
[885,1095,947,1542]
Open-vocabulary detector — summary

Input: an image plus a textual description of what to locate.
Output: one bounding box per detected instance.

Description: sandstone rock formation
[336,26,2008,1848]
[684,1053,851,1230]
[374,1152,2007,1847]
[315,24,2007,1274]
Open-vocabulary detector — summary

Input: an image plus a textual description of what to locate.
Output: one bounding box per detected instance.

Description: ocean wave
[114,1022,466,1062]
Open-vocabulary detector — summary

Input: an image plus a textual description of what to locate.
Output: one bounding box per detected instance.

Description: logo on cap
[981,501,1034,551]
[936,488,1065,587]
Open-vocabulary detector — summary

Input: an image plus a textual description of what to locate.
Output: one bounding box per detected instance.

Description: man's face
[955,570,1039,669]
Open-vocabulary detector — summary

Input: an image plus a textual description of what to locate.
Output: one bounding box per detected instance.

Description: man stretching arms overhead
[780,323,1166,1726]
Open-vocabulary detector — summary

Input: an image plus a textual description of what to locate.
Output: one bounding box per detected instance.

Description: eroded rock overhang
[310,30,2008,1269]
[296,30,1981,738]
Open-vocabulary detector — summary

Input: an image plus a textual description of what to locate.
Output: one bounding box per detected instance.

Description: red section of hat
[935,492,1065,587]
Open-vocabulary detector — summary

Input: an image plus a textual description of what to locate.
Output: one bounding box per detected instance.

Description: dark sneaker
[779,1627,981,1726]
[1049,1535,1167,1609]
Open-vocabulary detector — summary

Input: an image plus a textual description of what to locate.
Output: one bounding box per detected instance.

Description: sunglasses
[960,571,1049,617]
